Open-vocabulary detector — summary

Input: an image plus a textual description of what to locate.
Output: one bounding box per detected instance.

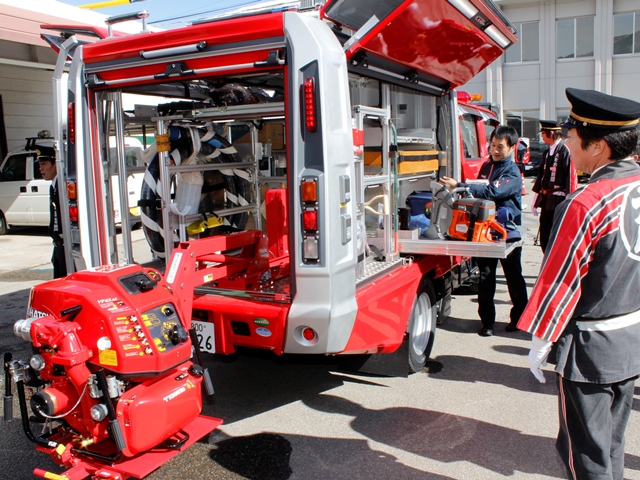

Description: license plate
[191,320,215,353]
[129,206,140,216]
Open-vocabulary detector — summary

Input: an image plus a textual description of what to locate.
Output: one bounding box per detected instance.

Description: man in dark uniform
[35,146,67,278]
[517,88,640,480]
[441,126,528,336]
[532,120,577,253]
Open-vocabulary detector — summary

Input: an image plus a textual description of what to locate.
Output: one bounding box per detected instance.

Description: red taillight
[304,77,316,132]
[303,209,318,231]
[68,102,75,144]
[301,176,319,263]
[69,205,78,222]
[302,327,316,341]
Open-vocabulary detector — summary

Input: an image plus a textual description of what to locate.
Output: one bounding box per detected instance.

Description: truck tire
[0,211,7,235]
[435,272,452,325]
[203,134,250,231]
[140,154,168,256]
[407,279,437,373]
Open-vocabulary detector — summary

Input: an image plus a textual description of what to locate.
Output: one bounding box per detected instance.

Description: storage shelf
[398,227,527,259]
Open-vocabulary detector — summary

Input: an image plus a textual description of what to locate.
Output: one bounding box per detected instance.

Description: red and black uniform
[532,140,576,253]
[519,160,640,479]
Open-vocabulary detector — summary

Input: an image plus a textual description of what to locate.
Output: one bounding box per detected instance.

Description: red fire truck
[2,3,524,478]
[37,0,518,376]
[457,93,532,181]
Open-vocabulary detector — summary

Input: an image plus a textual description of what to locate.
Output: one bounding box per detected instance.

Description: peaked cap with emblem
[539,120,561,131]
[34,146,55,162]
[560,88,640,131]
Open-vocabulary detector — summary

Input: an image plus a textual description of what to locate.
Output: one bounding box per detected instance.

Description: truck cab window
[460,114,479,159]
[0,153,28,181]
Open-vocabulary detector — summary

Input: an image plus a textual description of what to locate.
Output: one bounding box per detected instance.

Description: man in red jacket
[517,88,640,480]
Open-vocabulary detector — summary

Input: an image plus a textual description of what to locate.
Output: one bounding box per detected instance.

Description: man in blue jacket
[441,126,528,336]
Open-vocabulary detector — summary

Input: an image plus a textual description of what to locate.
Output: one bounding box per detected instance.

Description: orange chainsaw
[448,198,507,242]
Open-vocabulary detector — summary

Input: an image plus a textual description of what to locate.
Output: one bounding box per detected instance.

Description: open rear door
[321,0,517,93]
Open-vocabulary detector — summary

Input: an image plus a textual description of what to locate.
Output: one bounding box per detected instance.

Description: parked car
[457,95,532,181]
[0,132,144,235]
[524,141,545,177]
[516,137,530,173]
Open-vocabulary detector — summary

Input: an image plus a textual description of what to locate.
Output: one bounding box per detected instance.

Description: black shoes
[478,327,494,337]
[478,324,518,336]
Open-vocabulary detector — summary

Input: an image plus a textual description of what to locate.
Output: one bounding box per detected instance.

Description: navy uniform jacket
[459,156,523,225]
[532,141,574,211]
[49,181,63,246]
[519,160,640,383]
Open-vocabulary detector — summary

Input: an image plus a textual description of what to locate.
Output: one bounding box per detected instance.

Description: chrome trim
[94,62,259,87]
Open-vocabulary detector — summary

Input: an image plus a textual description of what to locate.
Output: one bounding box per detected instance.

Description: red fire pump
[4,264,221,480]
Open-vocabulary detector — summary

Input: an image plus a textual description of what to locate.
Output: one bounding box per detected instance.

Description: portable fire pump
[4,264,221,480]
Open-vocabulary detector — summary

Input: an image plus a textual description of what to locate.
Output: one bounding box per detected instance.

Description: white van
[0,133,144,234]
[108,136,145,227]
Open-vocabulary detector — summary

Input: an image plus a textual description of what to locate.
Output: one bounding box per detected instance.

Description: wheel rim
[410,292,433,357]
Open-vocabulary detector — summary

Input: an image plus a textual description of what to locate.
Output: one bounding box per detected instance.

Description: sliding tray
[397,227,526,259]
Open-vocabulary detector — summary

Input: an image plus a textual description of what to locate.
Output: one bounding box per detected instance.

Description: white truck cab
[108,136,145,226]
[0,132,144,234]
[0,132,53,234]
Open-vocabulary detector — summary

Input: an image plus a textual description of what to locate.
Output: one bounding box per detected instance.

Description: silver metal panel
[356,257,404,288]
[52,37,75,273]
[398,227,527,259]
[283,11,359,355]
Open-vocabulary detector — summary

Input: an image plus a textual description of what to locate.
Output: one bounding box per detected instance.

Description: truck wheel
[0,211,7,235]
[407,279,436,373]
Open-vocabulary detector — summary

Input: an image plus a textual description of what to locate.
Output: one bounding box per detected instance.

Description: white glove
[528,335,553,383]
[531,194,539,217]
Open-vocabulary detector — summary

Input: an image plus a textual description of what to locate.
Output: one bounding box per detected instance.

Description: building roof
[0,0,149,48]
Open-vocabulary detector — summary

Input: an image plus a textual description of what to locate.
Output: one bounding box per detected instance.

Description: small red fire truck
[36,0,518,374]
[2,2,522,478]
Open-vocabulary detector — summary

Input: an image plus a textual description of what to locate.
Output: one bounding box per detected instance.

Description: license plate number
[191,320,215,353]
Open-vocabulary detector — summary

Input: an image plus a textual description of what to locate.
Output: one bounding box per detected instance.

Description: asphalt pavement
[1,180,639,479]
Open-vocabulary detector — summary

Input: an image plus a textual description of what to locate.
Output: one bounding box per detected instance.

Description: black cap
[34,146,55,163]
[560,88,640,131]
[539,120,561,131]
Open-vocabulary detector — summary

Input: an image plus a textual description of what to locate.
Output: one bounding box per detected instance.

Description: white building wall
[613,56,640,93]
[0,0,151,156]
[463,0,640,131]
[0,64,55,151]
[503,63,541,110]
